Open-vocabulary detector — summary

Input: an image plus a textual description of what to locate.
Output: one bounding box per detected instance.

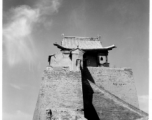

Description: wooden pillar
[106,55,108,63]
[105,51,108,63]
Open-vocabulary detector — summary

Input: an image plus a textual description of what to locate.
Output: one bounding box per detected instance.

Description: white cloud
[10,84,21,90]
[36,0,62,15]
[138,95,149,113]
[9,83,36,90]
[3,111,32,120]
[3,6,39,66]
[3,0,63,66]
[35,0,62,28]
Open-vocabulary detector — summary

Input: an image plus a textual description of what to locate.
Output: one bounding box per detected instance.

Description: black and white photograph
[2,0,149,120]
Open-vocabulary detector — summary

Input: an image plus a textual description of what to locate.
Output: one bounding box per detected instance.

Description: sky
[2,0,149,120]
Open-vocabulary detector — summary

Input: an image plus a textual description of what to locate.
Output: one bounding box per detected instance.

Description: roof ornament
[61,33,64,36]
[97,35,101,40]
[97,35,102,44]
[62,33,64,39]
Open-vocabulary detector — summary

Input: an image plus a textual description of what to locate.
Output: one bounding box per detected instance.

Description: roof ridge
[63,36,100,41]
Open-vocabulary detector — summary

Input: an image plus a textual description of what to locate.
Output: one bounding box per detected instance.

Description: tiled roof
[61,36,103,49]
[54,36,116,50]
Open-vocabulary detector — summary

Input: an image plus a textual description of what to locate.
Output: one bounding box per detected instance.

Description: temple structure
[33,36,148,120]
[49,36,116,71]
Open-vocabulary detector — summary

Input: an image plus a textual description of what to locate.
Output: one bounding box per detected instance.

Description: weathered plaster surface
[50,53,72,69]
[87,67,139,107]
[33,67,85,120]
[33,66,148,120]
[88,81,148,120]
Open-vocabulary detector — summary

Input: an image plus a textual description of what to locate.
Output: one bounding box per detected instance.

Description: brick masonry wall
[88,81,148,120]
[93,92,142,120]
[33,67,85,120]
[87,67,139,108]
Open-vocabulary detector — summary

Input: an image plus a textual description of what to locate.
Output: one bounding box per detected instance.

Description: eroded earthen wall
[87,67,139,108]
[33,67,84,120]
[93,92,142,120]
[88,81,148,120]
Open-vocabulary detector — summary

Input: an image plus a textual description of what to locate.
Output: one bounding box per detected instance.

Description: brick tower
[33,67,86,120]
[33,35,148,120]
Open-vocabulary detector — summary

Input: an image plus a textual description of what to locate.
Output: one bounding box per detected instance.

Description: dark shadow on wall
[81,67,100,120]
